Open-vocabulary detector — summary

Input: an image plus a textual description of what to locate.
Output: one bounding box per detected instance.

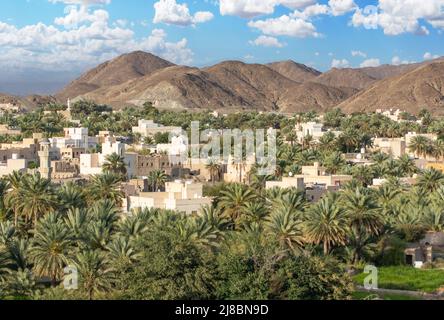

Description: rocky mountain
[56,51,174,101]
[66,54,352,113]
[0,93,56,110]
[50,51,444,115]
[267,60,321,83]
[339,61,444,114]
[310,68,377,90]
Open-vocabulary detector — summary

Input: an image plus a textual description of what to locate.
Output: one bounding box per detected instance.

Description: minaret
[38,139,52,180]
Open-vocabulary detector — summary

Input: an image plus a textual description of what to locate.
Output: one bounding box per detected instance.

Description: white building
[0,153,29,177]
[125,180,212,215]
[50,128,98,157]
[132,120,182,137]
[295,122,341,142]
[80,137,136,178]
[156,135,188,158]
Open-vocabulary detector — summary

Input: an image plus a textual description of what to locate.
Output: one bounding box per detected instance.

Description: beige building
[298,162,352,187]
[372,137,406,158]
[295,122,341,143]
[223,155,255,184]
[266,177,305,190]
[124,180,212,215]
[132,120,182,137]
[51,159,80,180]
[135,153,182,177]
[0,137,39,163]
[266,163,352,191]
[0,153,29,177]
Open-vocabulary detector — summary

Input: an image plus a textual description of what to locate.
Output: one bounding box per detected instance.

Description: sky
[0,0,443,95]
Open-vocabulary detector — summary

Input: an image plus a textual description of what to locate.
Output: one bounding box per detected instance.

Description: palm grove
[1,102,444,299]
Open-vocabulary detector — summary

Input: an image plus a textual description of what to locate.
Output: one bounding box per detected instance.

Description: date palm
[58,182,86,211]
[31,215,73,286]
[218,184,257,228]
[266,206,304,254]
[148,170,168,192]
[304,194,349,255]
[88,173,124,206]
[102,153,127,180]
[417,169,444,193]
[432,139,444,161]
[323,152,346,174]
[74,250,113,300]
[6,171,25,226]
[409,135,431,159]
[397,155,417,177]
[12,173,57,226]
[0,179,10,220]
[341,188,383,263]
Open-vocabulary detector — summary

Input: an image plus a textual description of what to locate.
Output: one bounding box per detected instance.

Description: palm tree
[323,152,346,174]
[304,194,349,255]
[12,173,57,226]
[102,153,127,180]
[341,188,383,263]
[205,159,221,184]
[148,170,168,192]
[266,206,304,253]
[318,132,337,153]
[88,173,124,206]
[58,182,86,211]
[217,184,257,228]
[432,139,444,161]
[371,152,389,165]
[417,169,444,193]
[0,179,10,220]
[409,135,431,159]
[74,250,113,300]
[243,202,269,225]
[106,237,139,268]
[352,165,374,187]
[6,171,25,226]
[396,155,417,177]
[31,215,73,286]
[0,247,11,282]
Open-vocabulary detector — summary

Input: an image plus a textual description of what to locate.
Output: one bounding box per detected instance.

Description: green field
[354,266,444,293]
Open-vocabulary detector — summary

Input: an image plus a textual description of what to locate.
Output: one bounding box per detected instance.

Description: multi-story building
[80,137,136,178]
[295,122,341,143]
[124,180,212,215]
[132,120,182,137]
[135,153,182,177]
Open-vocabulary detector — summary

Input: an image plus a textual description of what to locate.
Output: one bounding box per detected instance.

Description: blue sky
[0,0,443,94]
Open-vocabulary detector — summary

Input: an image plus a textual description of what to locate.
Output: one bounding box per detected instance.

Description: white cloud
[153,0,213,26]
[392,56,415,65]
[0,6,194,74]
[328,0,356,16]
[331,58,350,68]
[360,58,380,67]
[219,0,316,18]
[424,52,440,60]
[291,4,330,19]
[352,0,444,36]
[351,50,367,58]
[249,35,285,47]
[248,15,321,37]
